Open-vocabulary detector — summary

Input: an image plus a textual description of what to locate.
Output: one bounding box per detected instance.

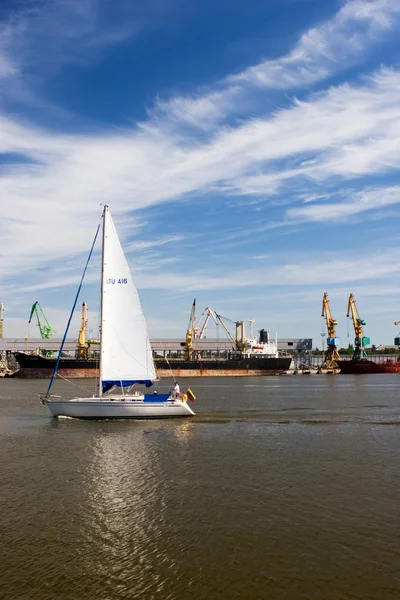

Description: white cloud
[287,185,400,222]
[1,67,400,284]
[152,0,400,129]
[232,0,400,87]
[0,0,181,81]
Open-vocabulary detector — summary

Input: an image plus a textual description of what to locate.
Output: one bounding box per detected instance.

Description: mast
[98,205,107,397]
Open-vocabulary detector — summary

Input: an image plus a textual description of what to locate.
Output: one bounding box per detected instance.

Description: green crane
[29,302,56,339]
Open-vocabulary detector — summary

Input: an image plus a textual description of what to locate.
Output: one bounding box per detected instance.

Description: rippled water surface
[1,375,399,600]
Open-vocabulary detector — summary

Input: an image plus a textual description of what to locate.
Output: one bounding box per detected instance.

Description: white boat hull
[46,397,195,419]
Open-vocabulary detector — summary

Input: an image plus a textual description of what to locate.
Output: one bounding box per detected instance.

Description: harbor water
[1,375,399,600]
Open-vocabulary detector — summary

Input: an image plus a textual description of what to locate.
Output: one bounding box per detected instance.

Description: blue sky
[1,0,400,347]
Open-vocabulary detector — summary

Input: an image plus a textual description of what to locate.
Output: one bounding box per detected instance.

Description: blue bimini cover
[144,394,170,403]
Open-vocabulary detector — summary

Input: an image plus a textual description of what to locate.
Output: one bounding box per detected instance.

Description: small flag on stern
[186,388,196,402]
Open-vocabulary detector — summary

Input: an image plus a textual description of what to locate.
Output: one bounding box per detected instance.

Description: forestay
[101,209,157,392]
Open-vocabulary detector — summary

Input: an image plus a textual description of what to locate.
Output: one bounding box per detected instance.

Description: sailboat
[42,205,195,419]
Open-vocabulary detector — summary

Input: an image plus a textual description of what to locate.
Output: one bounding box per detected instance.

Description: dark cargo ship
[338,294,400,374]
[13,352,291,378]
[337,358,400,374]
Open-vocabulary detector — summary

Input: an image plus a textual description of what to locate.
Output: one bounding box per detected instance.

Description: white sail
[100,209,157,389]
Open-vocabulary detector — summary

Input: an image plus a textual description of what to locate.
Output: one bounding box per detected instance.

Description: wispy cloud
[287,185,400,222]
[230,0,400,88]
[1,66,400,282]
[0,0,181,80]
[151,0,400,129]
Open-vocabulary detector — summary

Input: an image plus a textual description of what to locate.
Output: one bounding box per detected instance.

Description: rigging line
[45,219,102,399]
[165,356,176,383]
[53,372,95,394]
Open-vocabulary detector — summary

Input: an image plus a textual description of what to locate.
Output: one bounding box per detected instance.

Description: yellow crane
[321,293,340,370]
[185,299,196,360]
[75,301,89,360]
[214,312,245,353]
[185,301,246,359]
[75,301,99,359]
[347,293,370,360]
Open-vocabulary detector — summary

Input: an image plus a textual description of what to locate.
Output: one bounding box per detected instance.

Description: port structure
[29,301,56,339]
[347,293,370,360]
[185,299,197,360]
[75,301,99,359]
[76,301,89,359]
[185,299,218,360]
[395,320,400,350]
[185,299,245,360]
[320,293,340,370]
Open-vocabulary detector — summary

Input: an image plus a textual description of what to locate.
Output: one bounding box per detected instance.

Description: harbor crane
[75,302,99,359]
[185,299,197,360]
[347,293,370,360]
[320,293,340,370]
[185,300,246,360]
[395,320,400,349]
[76,301,89,360]
[185,301,221,360]
[194,307,219,340]
[28,302,56,339]
[214,312,245,353]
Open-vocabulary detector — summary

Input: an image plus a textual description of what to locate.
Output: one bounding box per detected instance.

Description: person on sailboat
[172,381,180,399]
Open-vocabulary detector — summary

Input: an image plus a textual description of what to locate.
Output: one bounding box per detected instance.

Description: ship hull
[337,359,400,374]
[13,352,292,378]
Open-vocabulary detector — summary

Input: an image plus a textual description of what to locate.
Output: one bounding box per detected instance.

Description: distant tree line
[311,344,398,356]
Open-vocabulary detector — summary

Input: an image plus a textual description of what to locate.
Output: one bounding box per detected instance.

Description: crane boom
[321,292,337,338]
[185,301,245,359]
[196,308,219,339]
[215,312,240,348]
[347,293,370,360]
[320,293,340,370]
[28,302,56,339]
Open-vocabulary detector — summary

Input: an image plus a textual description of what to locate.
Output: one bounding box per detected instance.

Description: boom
[320,293,340,370]
[28,302,56,339]
[185,301,246,360]
[347,294,370,360]
[215,312,245,352]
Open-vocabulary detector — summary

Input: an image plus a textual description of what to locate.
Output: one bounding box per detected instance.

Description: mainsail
[100,209,156,392]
